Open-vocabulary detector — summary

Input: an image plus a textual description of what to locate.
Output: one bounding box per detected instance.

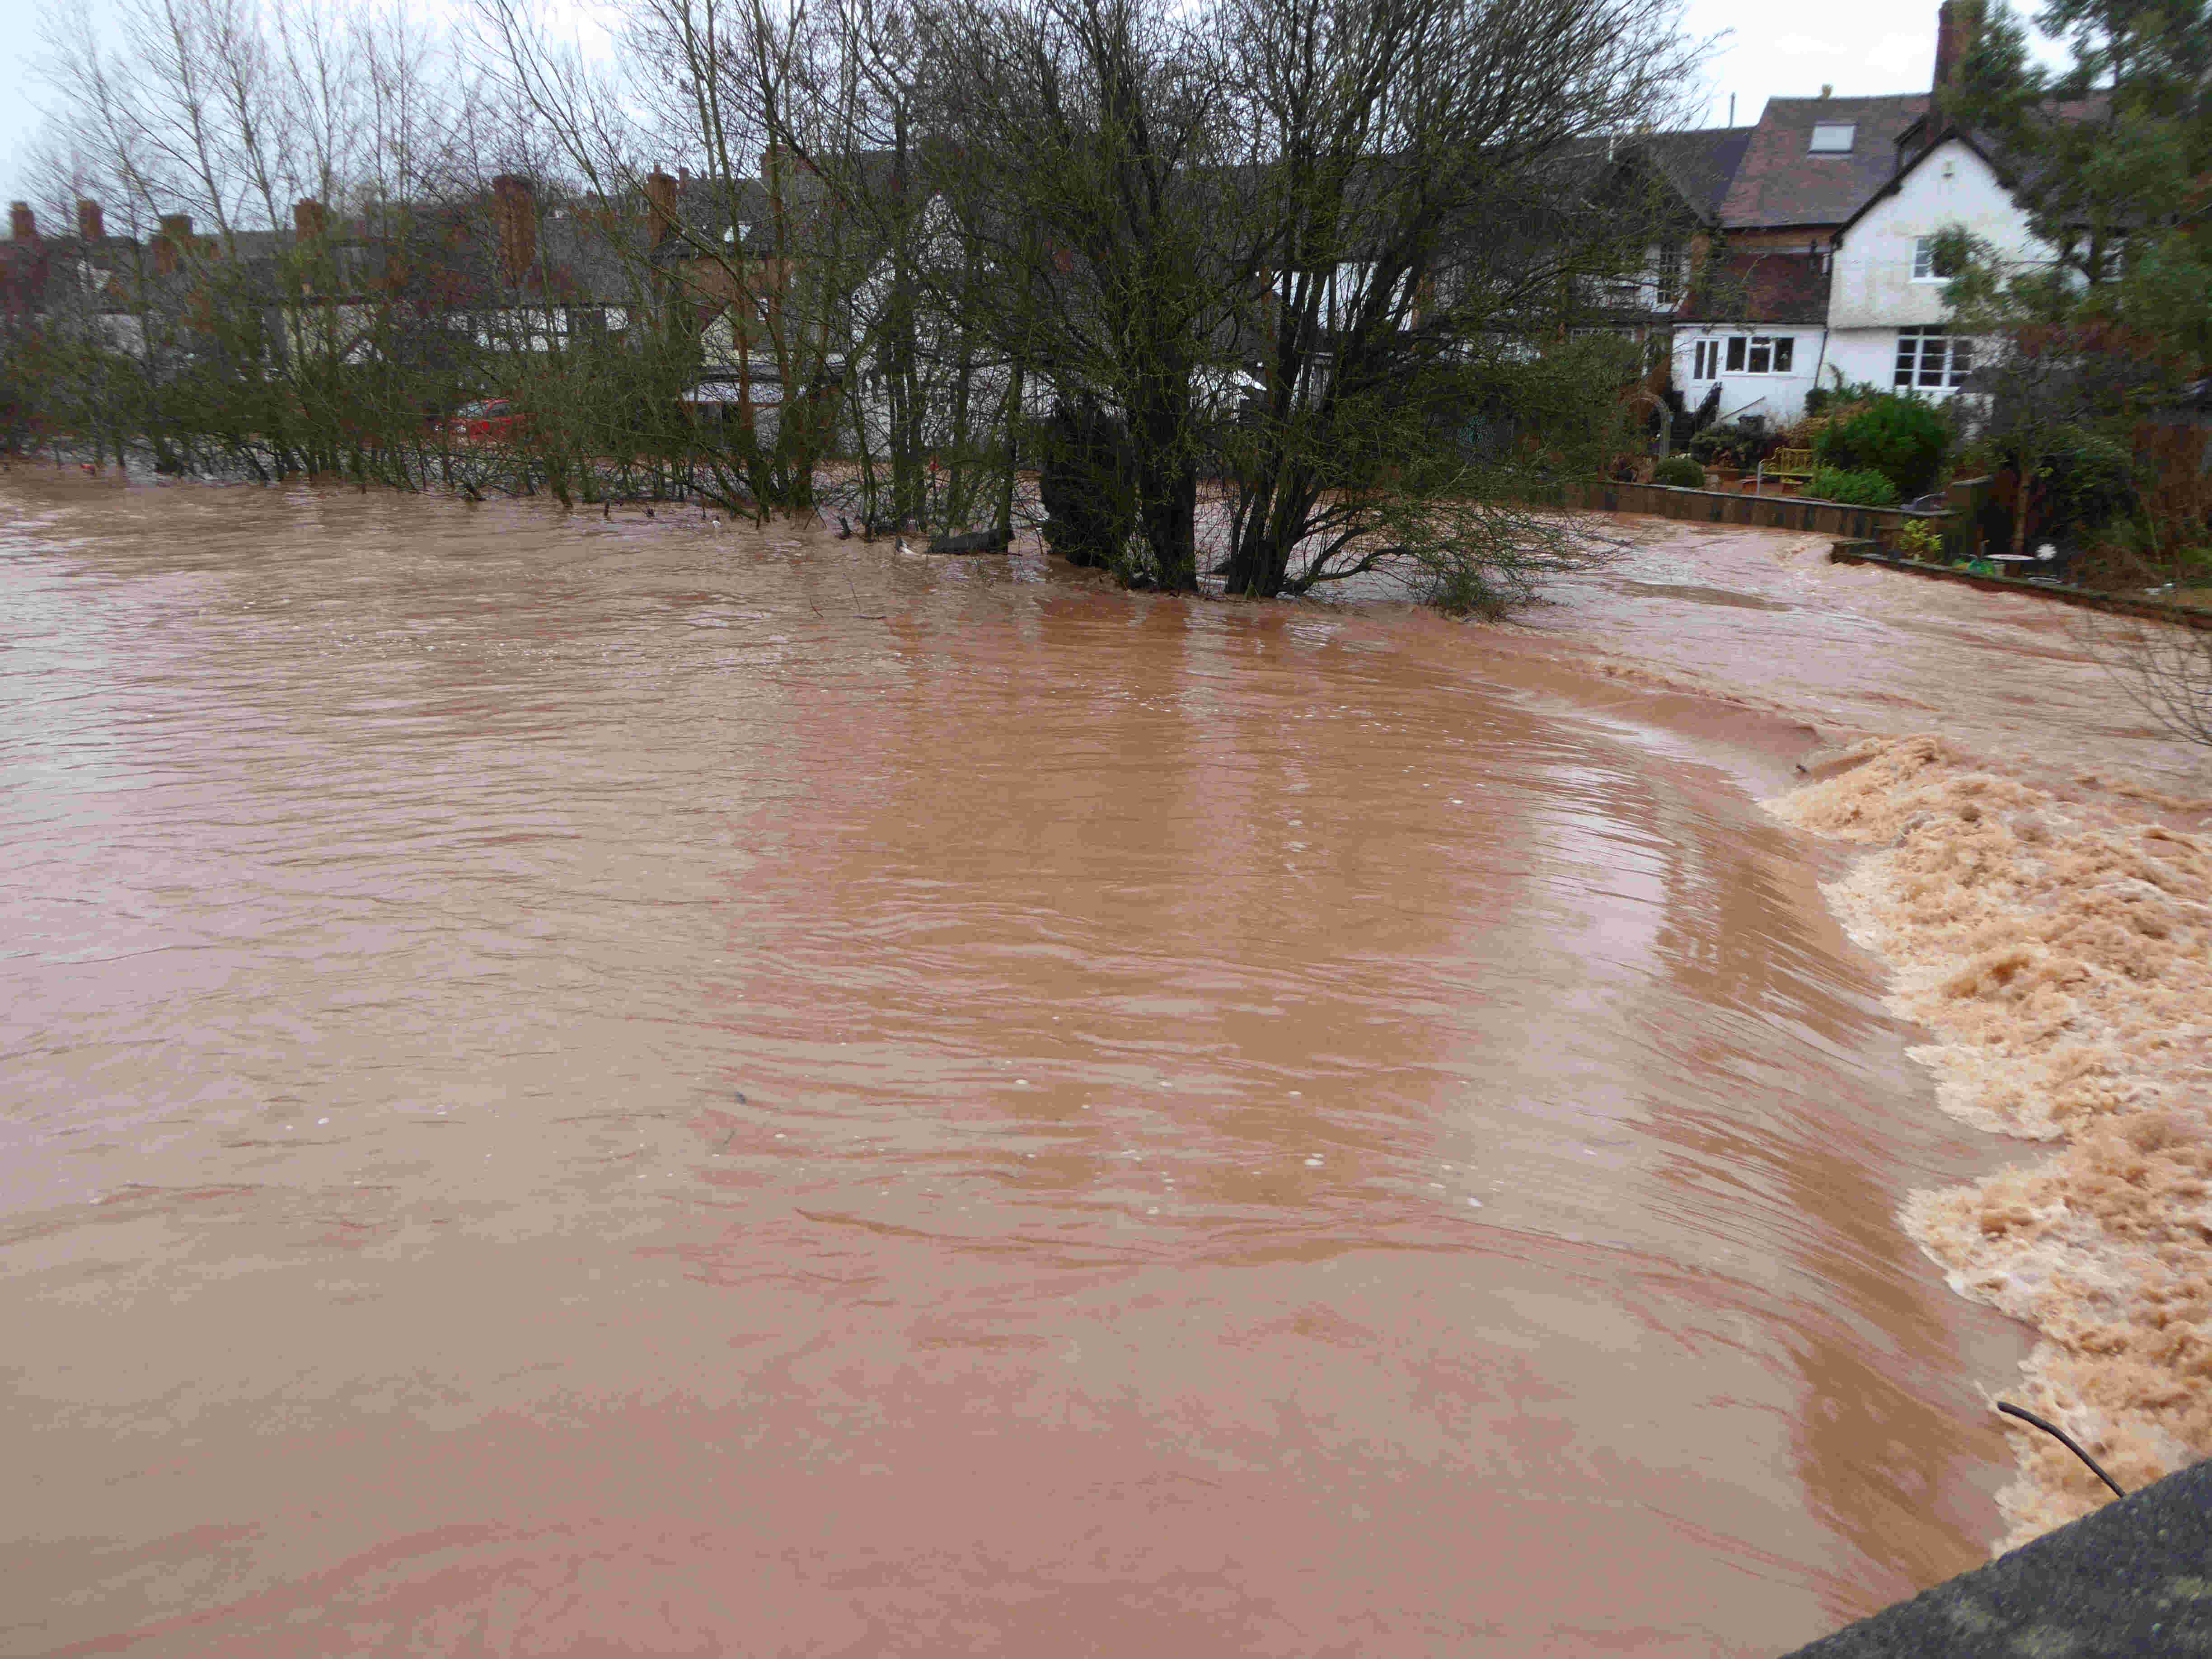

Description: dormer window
[1808,123,1856,154]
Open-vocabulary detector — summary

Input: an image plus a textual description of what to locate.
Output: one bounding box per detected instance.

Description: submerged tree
[8,0,1707,617]
[917,0,1237,589]
[1205,0,1698,600]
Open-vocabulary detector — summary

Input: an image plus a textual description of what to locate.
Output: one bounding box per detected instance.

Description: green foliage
[2031,426,2141,535]
[1952,0,2212,370]
[1937,0,2212,560]
[1812,396,1946,497]
[1652,455,1706,488]
[1802,375,1884,418]
[1891,517,1946,560]
[1810,467,1903,507]
[1687,421,1768,468]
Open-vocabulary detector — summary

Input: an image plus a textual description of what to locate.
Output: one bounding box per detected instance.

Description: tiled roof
[1640,127,1755,224]
[658,178,775,259]
[1681,249,1831,324]
[1716,94,1930,230]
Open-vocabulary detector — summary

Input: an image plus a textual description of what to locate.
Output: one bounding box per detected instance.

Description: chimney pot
[77,198,104,241]
[8,202,34,242]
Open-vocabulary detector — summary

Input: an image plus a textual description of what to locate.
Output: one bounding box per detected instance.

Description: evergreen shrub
[1813,395,1947,497]
[1811,467,1903,506]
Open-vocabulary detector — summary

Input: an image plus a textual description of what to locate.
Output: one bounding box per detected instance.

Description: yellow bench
[1755,448,1816,494]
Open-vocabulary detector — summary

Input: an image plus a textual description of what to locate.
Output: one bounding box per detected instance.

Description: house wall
[1827,137,2044,329]
[1824,326,1919,395]
[1670,323,1826,427]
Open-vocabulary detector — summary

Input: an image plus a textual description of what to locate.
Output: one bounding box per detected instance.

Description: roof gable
[1832,126,2010,239]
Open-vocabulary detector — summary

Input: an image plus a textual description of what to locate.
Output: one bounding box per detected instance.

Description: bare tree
[2079,608,2212,751]
[919,0,1234,588]
[1206,0,1700,598]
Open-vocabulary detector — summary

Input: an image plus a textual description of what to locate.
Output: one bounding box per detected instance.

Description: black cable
[1996,1401,2128,1499]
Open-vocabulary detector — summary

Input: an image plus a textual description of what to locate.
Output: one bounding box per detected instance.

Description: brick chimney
[645,170,678,246]
[491,174,537,284]
[8,202,33,242]
[77,198,104,241]
[294,197,329,239]
[1934,0,1978,93]
[155,213,194,274]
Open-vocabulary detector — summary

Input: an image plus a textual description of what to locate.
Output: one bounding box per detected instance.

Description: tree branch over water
[7,0,1699,611]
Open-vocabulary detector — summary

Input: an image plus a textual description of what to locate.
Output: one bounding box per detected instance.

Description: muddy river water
[5,476,2157,1655]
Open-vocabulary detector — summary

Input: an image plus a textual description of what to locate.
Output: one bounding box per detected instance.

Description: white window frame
[1893,326,1973,389]
[1712,334,1795,377]
[1808,123,1856,154]
[1692,338,1720,380]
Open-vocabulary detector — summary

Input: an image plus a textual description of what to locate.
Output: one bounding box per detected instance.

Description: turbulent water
[0,475,2075,1655]
[1505,520,2212,1550]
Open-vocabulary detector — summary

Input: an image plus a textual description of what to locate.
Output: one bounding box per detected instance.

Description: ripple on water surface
[0,479,2018,1657]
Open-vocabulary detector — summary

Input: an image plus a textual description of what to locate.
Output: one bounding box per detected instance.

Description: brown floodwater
[0,478,2030,1656]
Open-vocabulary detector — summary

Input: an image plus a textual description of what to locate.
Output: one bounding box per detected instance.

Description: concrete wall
[1827,137,2045,330]
[1670,325,1825,427]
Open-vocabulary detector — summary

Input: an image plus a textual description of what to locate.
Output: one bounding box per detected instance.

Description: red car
[448,398,526,443]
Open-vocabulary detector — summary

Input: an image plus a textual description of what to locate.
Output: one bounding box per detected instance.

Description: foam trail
[1768,734,2212,1549]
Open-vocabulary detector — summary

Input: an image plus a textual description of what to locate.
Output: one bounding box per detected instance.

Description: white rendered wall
[1670,326,1825,427]
[1827,137,2047,330]
[1823,328,1912,395]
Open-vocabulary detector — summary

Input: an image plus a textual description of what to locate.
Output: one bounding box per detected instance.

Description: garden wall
[1827,540,2212,632]
[1563,480,1950,540]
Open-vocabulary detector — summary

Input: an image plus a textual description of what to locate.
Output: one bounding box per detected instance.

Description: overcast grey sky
[0,0,2048,215]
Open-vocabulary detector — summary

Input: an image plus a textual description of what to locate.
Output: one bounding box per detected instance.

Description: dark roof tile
[1681,249,1831,324]
[1640,126,1755,223]
[1718,94,1929,230]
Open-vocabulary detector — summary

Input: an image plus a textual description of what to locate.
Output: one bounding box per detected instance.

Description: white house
[1665,120,2050,429]
[1662,1,2062,431]
[1664,90,1938,429]
[1823,127,2051,398]
[1668,252,1831,430]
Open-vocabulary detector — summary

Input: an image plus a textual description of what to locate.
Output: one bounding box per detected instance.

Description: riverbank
[1487,514,2212,1553]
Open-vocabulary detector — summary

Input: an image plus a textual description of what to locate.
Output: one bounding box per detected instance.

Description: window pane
[1773,337,1795,372]
[1894,332,1917,386]
[1809,123,1856,153]
[1726,336,1745,371]
[1918,336,1945,386]
[1748,340,1772,374]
